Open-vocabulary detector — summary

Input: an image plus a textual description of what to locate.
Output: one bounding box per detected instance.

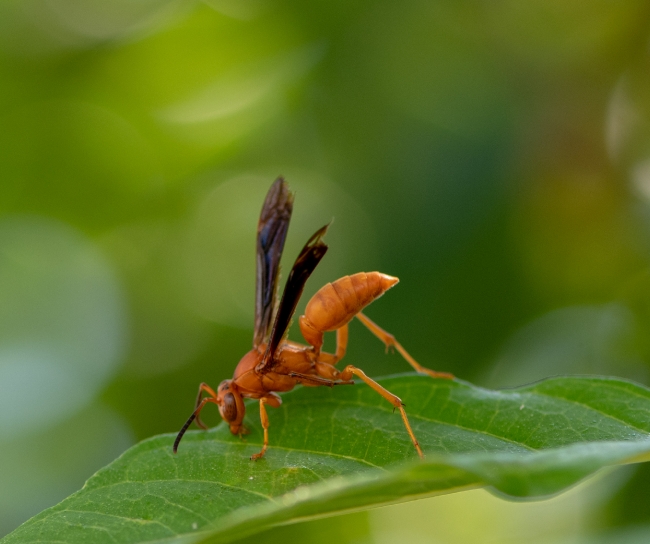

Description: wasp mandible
[174,178,454,460]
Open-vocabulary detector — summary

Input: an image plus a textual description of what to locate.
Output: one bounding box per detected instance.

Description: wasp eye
[221,392,238,422]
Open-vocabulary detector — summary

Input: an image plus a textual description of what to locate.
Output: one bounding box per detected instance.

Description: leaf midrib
[285,386,650,451]
[270,397,538,452]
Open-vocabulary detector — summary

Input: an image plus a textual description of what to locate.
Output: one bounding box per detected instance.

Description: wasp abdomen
[299,272,398,350]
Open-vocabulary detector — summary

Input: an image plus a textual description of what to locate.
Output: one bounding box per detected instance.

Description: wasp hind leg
[355,312,454,380]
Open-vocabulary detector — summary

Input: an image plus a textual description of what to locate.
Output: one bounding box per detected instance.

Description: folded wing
[257,224,329,372]
[254,178,294,348]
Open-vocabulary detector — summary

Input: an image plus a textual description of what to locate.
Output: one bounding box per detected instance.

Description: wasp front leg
[250,393,281,460]
[194,382,219,429]
[250,399,269,461]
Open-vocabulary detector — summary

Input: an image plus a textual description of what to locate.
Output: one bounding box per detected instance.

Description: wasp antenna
[173,412,197,453]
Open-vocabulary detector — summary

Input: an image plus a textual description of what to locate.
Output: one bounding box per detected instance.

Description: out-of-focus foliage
[1,0,650,541]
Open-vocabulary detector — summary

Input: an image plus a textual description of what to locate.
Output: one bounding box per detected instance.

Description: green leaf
[4,374,650,544]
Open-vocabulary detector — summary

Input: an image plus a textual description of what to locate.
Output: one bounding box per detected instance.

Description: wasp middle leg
[341,364,424,458]
[311,360,425,458]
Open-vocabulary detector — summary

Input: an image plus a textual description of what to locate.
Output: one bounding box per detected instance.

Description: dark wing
[254,178,294,348]
[257,224,329,372]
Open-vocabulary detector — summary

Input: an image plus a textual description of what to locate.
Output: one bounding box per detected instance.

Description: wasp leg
[251,398,270,461]
[173,396,218,453]
[194,382,219,430]
[310,324,349,366]
[339,364,424,459]
[332,324,348,362]
[355,312,454,380]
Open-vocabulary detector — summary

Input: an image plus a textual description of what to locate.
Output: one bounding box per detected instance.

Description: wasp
[174,178,454,460]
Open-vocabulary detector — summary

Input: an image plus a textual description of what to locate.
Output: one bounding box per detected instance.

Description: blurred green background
[2,0,650,541]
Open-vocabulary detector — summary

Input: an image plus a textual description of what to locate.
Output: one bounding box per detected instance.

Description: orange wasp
[173,178,454,460]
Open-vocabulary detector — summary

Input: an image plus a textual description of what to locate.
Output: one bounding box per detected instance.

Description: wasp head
[216,379,246,434]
